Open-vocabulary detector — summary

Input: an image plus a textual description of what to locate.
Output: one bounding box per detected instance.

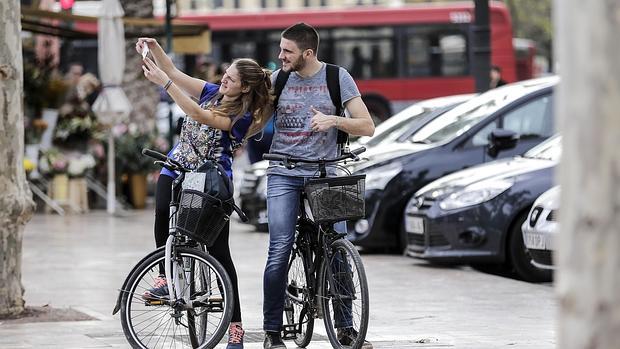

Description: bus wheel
[363,96,391,124]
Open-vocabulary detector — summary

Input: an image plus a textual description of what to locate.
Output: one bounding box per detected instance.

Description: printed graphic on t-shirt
[275,83,332,148]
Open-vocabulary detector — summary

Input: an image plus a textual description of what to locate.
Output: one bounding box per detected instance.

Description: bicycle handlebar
[142,148,168,162]
[262,147,366,165]
[142,148,189,172]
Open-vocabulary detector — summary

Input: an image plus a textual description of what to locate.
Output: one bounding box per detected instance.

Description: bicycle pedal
[282,333,297,340]
[282,324,298,340]
[208,295,223,303]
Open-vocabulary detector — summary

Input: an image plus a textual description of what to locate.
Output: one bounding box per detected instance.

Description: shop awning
[21,7,211,53]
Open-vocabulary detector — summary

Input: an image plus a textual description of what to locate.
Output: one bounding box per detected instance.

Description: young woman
[136,38,273,349]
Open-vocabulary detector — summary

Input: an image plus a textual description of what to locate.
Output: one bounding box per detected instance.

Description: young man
[263,22,375,349]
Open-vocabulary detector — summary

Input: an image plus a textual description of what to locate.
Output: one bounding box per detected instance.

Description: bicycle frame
[267,148,368,346]
[285,183,352,321]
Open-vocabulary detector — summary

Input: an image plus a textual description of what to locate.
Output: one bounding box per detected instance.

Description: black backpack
[273,63,349,146]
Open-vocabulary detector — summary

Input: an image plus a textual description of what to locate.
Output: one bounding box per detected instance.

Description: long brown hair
[208,58,274,140]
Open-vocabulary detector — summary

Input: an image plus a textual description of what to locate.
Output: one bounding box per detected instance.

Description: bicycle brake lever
[283,158,295,170]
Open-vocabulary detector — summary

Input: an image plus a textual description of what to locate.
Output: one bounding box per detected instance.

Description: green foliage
[114,124,169,174]
[505,0,553,60]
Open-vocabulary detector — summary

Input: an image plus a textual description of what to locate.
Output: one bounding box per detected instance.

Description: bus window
[407,35,430,77]
[406,27,468,78]
[440,34,467,76]
[330,27,395,79]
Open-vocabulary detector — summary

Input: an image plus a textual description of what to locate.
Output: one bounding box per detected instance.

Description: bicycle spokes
[320,239,369,349]
[120,249,232,349]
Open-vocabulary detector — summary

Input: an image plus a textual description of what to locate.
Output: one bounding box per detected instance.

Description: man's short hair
[282,22,319,54]
[491,65,502,73]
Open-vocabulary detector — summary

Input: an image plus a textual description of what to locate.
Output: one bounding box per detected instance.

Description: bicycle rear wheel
[284,246,314,347]
[120,247,233,349]
[319,239,369,349]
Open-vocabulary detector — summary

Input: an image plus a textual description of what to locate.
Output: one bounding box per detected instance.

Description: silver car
[521,185,560,270]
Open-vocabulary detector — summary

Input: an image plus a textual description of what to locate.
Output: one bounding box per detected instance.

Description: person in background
[246,117,274,164]
[490,65,507,88]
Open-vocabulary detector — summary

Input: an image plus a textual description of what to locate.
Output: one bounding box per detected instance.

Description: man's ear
[304,48,314,58]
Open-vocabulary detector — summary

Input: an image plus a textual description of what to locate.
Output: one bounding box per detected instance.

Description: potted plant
[39,148,70,202]
[114,123,168,209]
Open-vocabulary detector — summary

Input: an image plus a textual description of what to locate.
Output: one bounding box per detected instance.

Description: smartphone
[141,45,149,60]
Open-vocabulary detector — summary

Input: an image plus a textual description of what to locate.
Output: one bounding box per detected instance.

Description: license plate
[524,232,546,250]
[405,216,425,235]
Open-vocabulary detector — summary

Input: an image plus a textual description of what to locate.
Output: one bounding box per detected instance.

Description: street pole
[165,0,174,148]
[472,0,490,92]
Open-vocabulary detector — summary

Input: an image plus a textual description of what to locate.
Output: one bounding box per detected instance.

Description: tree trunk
[120,0,160,133]
[0,0,36,317]
[556,1,620,348]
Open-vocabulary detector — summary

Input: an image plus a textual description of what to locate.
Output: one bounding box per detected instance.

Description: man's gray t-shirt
[267,63,361,177]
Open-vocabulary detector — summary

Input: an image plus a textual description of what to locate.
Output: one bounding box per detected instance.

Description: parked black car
[404,136,561,282]
[237,94,474,231]
[348,77,558,252]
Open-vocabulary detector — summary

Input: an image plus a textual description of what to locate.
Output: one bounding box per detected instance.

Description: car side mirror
[487,129,519,157]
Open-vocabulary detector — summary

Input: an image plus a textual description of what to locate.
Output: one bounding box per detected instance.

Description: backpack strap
[326,64,349,147]
[273,69,291,110]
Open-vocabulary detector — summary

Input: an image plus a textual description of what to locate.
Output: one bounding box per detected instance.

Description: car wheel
[507,213,553,283]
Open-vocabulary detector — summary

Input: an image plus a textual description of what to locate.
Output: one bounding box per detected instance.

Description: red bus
[181,1,520,120]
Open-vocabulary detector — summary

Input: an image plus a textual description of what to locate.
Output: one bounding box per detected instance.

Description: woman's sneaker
[337,327,373,349]
[227,323,245,349]
[142,275,169,300]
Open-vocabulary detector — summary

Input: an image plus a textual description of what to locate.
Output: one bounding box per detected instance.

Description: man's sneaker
[226,323,244,349]
[337,327,373,349]
[142,275,169,300]
[263,331,287,349]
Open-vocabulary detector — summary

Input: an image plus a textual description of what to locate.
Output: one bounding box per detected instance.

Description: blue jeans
[263,174,351,331]
[263,174,305,332]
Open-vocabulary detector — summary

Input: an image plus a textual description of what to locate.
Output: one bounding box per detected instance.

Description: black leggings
[155,174,242,322]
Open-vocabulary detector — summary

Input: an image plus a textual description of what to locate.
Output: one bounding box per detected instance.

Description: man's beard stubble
[288,55,306,72]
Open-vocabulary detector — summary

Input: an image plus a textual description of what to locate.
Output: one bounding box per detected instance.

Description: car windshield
[523,135,562,161]
[410,78,557,145]
[364,106,435,147]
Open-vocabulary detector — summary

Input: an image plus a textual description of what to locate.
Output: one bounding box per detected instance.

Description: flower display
[67,154,97,177]
[114,122,169,174]
[40,148,97,177]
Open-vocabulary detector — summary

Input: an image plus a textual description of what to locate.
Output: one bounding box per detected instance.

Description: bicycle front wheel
[120,247,233,349]
[284,246,314,347]
[319,239,369,349]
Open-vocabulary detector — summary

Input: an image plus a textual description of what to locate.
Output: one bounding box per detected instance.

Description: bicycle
[263,147,370,349]
[113,149,245,349]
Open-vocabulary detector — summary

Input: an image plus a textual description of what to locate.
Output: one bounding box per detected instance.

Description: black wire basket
[304,175,366,223]
[176,189,230,246]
